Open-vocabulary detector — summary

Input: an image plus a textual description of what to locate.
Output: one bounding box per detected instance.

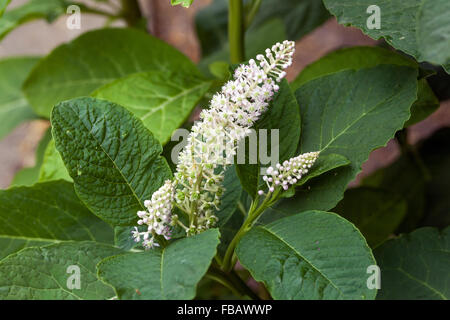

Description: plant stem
[228,0,245,63]
[120,0,142,27]
[222,195,272,272]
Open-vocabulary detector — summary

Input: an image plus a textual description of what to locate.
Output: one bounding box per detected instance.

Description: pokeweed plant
[0,0,448,300]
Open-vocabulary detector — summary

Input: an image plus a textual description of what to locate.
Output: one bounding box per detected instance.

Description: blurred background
[1,0,449,188]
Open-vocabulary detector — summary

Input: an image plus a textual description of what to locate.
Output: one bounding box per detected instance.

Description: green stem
[222,195,272,272]
[120,0,142,27]
[228,0,245,63]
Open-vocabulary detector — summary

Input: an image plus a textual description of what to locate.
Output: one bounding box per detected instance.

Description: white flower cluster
[259,151,320,195]
[132,180,176,248]
[133,40,296,247]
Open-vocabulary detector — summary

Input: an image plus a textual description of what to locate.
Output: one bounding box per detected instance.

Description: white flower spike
[259,151,320,195]
[133,40,298,248]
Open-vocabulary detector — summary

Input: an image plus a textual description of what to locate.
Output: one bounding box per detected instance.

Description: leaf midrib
[66,104,146,212]
[259,226,343,296]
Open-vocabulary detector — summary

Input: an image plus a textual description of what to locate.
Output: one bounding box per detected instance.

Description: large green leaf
[38,139,72,183]
[0,0,67,41]
[23,28,201,118]
[9,127,51,187]
[51,97,172,226]
[236,211,377,299]
[97,229,220,300]
[92,71,210,144]
[323,0,450,68]
[273,65,417,215]
[0,241,122,299]
[236,79,301,197]
[0,180,113,260]
[374,227,450,300]
[291,46,439,128]
[333,187,407,247]
[0,57,39,140]
[291,46,417,90]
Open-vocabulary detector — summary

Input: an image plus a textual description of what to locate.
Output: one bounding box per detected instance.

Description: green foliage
[236,211,377,299]
[92,71,211,144]
[38,139,72,183]
[291,46,439,128]
[170,0,194,8]
[51,97,172,226]
[0,180,113,260]
[374,227,450,299]
[0,57,39,140]
[271,65,417,217]
[0,241,122,299]
[0,0,447,301]
[333,187,407,247]
[323,0,450,69]
[23,28,201,118]
[0,0,11,17]
[0,0,68,40]
[97,229,220,300]
[10,128,52,187]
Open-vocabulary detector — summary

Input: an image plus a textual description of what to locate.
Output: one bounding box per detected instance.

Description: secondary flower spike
[133,40,297,248]
[259,151,320,195]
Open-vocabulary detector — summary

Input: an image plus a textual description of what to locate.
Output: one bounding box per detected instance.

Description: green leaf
[404,79,440,127]
[281,153,351,199]
[216,165,242,227]
[236,79,301,197]
[0,0,67,40]
[51,97,172,226]
[170,0,193,8]
[236,211,377,299]
[9,127,52,187]
[0,0,11,21]
[291,46,439,128]
[274,65,418,215]
[291,46,417,90]
[374,227,450,300]
[0,57,39,140]
[323,0,450,67]
[38,139,72,183]
[92,71,210,145]
[23,28,201,118]
[0,241,123,299]
[333,187,407,247]
[97,229,220,300]
[362,150,426,233]
[0,180,114,260]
